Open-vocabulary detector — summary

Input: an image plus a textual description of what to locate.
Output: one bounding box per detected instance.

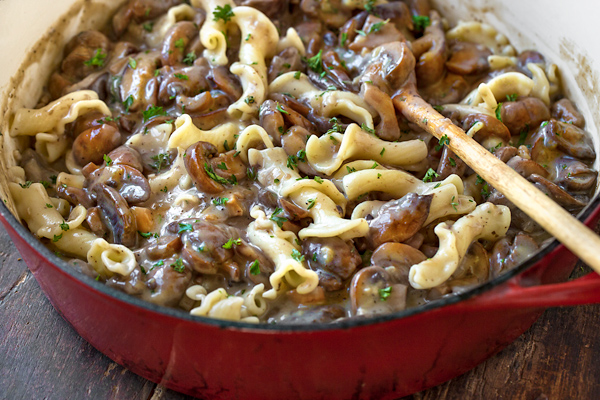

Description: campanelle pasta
[6,0,597,324]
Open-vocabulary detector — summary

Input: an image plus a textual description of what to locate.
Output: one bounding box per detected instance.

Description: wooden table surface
[1,224,599,400]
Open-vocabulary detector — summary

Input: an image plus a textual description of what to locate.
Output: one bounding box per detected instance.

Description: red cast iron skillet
[2,191,600,400]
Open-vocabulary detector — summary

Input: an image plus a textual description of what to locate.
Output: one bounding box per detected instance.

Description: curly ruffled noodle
[270,73,377,130]
[446,21,515,56]
[193,0,234,66]
[168,114,239,151]
[344,170,476,225]
[87,239,138,277]
[247,207,319,299]
[9,183,98,258]
[276,28,306,56]
[227,7,279,118]
[10,91,111,162]
[235,124,275,163]
[187,284,266,322]
[305,123,428,175]
[249,148,369,240]
[409,203,511,289]
[127,122,174,153]
[148,148,193,192]
[462,72,534,109]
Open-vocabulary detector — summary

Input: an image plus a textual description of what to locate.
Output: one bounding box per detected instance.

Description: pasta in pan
[6,0,597,324]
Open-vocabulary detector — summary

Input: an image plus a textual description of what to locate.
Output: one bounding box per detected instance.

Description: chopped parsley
[412,15,431,31]
[294,71,301,80]
[291,249,305,263]
[314,176,324,184]
[142,105,167,122]
[150,153,170,172]
[368,19,389,34]
[244,96,255,105]
[541,121,549,128]
[138,231,159,239]
[171,258,185,273]
[222,238,242,249]
[449,157,457,167]
[174,73,189,81]
[246,167,258,181]
[433,105,444,112]
[249,260,261,275]
[306,198,316,210]
[506,93,518,102]
[305,50,323,74]
[516,125,530,147]
[84,48,106,68]
[495,103,503,122]
[178,223,193,234]
[142,22,154,32]
[481,183,490,198]
[216,162,228,170]
[59,221,70,231]
[205,162,232,185]
[213,4,235,23]
[19,181,33,189]
[380,148,386,156]
[212,197,229,206]
[451,196,459,211]
[423,168,440,183]
[270,208,287,228]
[123,95,134,113]
[287,154,298,170]
[103,154,113,166]
[53,234,63,243]
[46,203,53,208]
[341,32,348,47]
[435,134,450,151]
[475,175,486,185]
[276,103,289,114]
[379,286,392,301]
[364,0,375,12]
[183,51,196,66]
[361,124,376,135]
[346,166,357,174]
[128,57,137,69]
[174,38,185,51]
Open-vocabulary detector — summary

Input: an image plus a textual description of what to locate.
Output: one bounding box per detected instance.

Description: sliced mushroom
[177,91,230,114]
[61,31,111,81]
[56,185,95,208]
[552,98,585,128]
[141,257,192,307]
[145,235,183,260]
[161,21,198,66]
[158,65,210,105]
[555,157,598,192]
[119,51,161,113]
[360,41,416,94]
[85,207,107,237]
[268,47,303,82]
[528,174,588,211]
[490,232,539,277]
[421,72,469,105]
[299,0,351,28]
[211,66,243,101]
[89,164,151,204]
[179,221,235,274]
[462,113,511,144]
[287,286,326,306]
[372,1,412,29]
[350,266,407,317]
[494,146,518,163]
[437,147,466,179]
[184,141,226,194]
[95,185,137,247]
[70,110,111,137]
[446,41,492,75]
[411,11,446,87]
[371,242,427,284]
[303,237,362,290]
[368,193,433,248]
[506,156,549,179]
[281,126,319,176]
[259,100,286,145]
[210,150,248,183]
[500,97,551,135]
[348,15,405,52]
[106,146,144,171]
[112,0,184,37]
[361,83,401,141]
[532,119,596,160]
[281,305,346,324]
[72,123,122,166]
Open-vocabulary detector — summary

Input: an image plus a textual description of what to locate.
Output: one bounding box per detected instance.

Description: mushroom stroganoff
[8,0,597,324]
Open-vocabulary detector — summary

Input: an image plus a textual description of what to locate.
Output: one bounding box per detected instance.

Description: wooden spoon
[392,88,600,273]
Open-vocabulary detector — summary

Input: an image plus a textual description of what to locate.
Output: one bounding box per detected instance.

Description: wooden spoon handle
[393,90,600,273]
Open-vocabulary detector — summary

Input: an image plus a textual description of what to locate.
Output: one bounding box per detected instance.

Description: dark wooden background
[1,224,599,400]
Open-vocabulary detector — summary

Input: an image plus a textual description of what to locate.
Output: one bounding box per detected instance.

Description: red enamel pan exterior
[3,195,600,400]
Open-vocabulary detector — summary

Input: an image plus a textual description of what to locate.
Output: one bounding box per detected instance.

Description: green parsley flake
[143,105,167,122]
[213,4,235,23]
[495,103,503,122]
[249,260,261,275]
[435,134,450,151]
[123,95,134,113]
[151,153,170,172]
[222,238,242,249]
[204,163,232,185]
[270,208,287,228]
[53,233,63,243]
[379,286,392,301]
[451,196,459,211]
[412,15,431,31]
[449,157,457,167]
[305,50,323,74]
[183,52,196,66]
[84,48,107,68]
[307,198,316,210]
[291,249,305,263]
[178,223,193,234]
[103,154,113,166]
[128,57,137,69]
[423,168,440,183]
[212,197,229,206]
[174,73,189,81]
[59,221,70,231]
[294,71,301,80]
[506,93,518,102]
[171,258,185,273]
[245,96,255,105]
[276,103,289,114]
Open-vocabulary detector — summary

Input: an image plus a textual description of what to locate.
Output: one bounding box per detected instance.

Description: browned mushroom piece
[338,12,368,49]
[361,83,401,141]
[184,141,227,194]
[211,66,243,101]
[528,174,588,211]
[350,266,407,317]
[72,123,122,166]
[421,73,469,105]
[555,157,598,192]
[235,242,274,285]
[408,0,431,17]
[302,237,362,291]
[551,98,585,128]
[506,155,549,179]
[277,102,319,135]
[191,108,230,131]
[360,41,416,95]
[368,193,433,249]
[446,242,489,292]
[531,119,596,161]
[517,50,545,68]
[437,146,466,179]
[268,47,303,82]
[490,232,539,277]
[160,21,198,66]
[85,207,107,237]
[372,1,413,29]
[493,146,518,163]
[318,50,354,92]
[112,0,184,37]
[56,185,95,208]
[141,257,192,307]
[282,305,346,324]
[500,97,551,135]
[70,110,111,137]
[281,126,319,176]
[462,113,511,144]
[411,11,446,87]
[61,31,111,81]
[348,15,405,52]
[179,221,235,274]
[48,73,74,99]
[299,0,351,28]
[88,164,151,204]
[209,150,248,184]
[371,242,427,285]
[177,91,230,114]
[120,52,161,113]
[106,268,147,295]
[446,41,492,75]
[259,100,286,145]
[157,65,211,105]
[68,259,99,279]
[145,235,183,260]
[95,185,138,247]
[106,146,144,171]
